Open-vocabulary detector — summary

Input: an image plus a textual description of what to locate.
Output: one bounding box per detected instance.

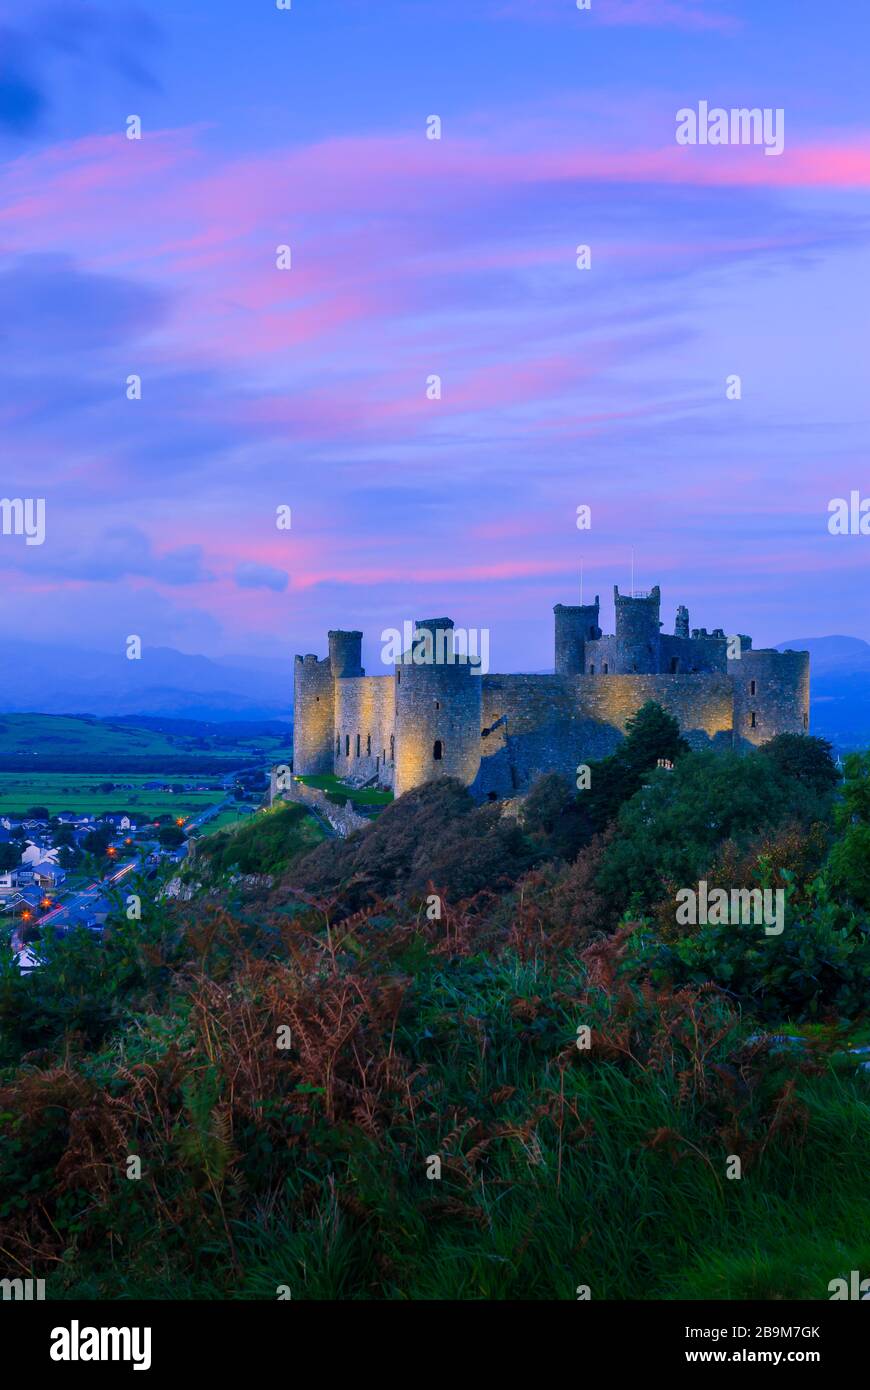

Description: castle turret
[613,584,661,673]
[393,618,482,798]
[675,605,689,639]
[554,599,601,675]
[328,629,364,679]
[293,653,334,775]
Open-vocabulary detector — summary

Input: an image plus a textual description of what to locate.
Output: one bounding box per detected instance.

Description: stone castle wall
[334,675,395,785]
[471,671,735,796]
[730,648,810,748]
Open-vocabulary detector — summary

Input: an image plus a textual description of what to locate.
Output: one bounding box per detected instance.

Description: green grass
[0,713,291,762]
[191,801,325,877]
[297,774,393,807]
[0,773,223,818]
[0,714,185,759]
[201,807,256,835]
[12,930,870,1302]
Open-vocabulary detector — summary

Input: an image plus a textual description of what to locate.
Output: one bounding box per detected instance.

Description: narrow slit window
[433,739,443,761]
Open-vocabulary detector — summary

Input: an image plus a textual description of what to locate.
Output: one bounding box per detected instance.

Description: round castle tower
[393,618,482,798]
[292,630,364,776]
[613,583,662,673]
[554,599,601,675]
[292,653,334,775]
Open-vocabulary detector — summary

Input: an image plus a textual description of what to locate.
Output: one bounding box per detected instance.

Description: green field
[0,713,292,769]
[297,774,393,806]
[0,773,224,818]
[0,714,289,818]
[201,807,257,834]
[0,715,187,760]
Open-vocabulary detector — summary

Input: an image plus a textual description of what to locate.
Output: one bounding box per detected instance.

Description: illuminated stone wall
[730,649,810,748]
[292,654,334,775]
[333,675,396,786]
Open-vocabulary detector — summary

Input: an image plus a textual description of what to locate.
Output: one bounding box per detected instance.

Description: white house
[23,842,58,866]
[0,866,35,894]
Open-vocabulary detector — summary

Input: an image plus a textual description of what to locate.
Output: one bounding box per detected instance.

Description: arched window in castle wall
[390,735,394,762]
[345,735,350,757]
[433,739,443,761]
[356,734,361,757]
[367,733,371,755]
[750,679,757,696]
[336,734,340,755]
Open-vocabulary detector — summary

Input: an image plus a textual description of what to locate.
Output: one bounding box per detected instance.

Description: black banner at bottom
[3,1298,866,1375]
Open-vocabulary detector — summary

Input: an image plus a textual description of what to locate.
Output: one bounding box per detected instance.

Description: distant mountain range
[2,636,868,750]
[776,636,870,751]
[3,642,292,722]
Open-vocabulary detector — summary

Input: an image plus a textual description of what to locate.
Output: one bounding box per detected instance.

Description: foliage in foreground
[0,719,868,1300]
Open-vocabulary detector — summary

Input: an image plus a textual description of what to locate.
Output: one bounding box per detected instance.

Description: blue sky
[1,0,868,678]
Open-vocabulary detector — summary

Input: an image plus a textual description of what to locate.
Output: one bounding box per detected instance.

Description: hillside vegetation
[0,706,868,1300]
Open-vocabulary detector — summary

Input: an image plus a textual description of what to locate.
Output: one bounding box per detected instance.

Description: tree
[596,748,826,915]
[585,701,690,832]
[0,843,19,871]
[827,824,870,909]
[83,825,114,858]
[157,825,186,848]
[758,734,840,799]
[522,773,590,861]
[835,750,870,828]
[25,806,50,821]
[620,701,690,774]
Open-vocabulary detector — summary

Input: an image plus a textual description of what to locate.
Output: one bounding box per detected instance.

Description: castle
[293,585,810,800]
